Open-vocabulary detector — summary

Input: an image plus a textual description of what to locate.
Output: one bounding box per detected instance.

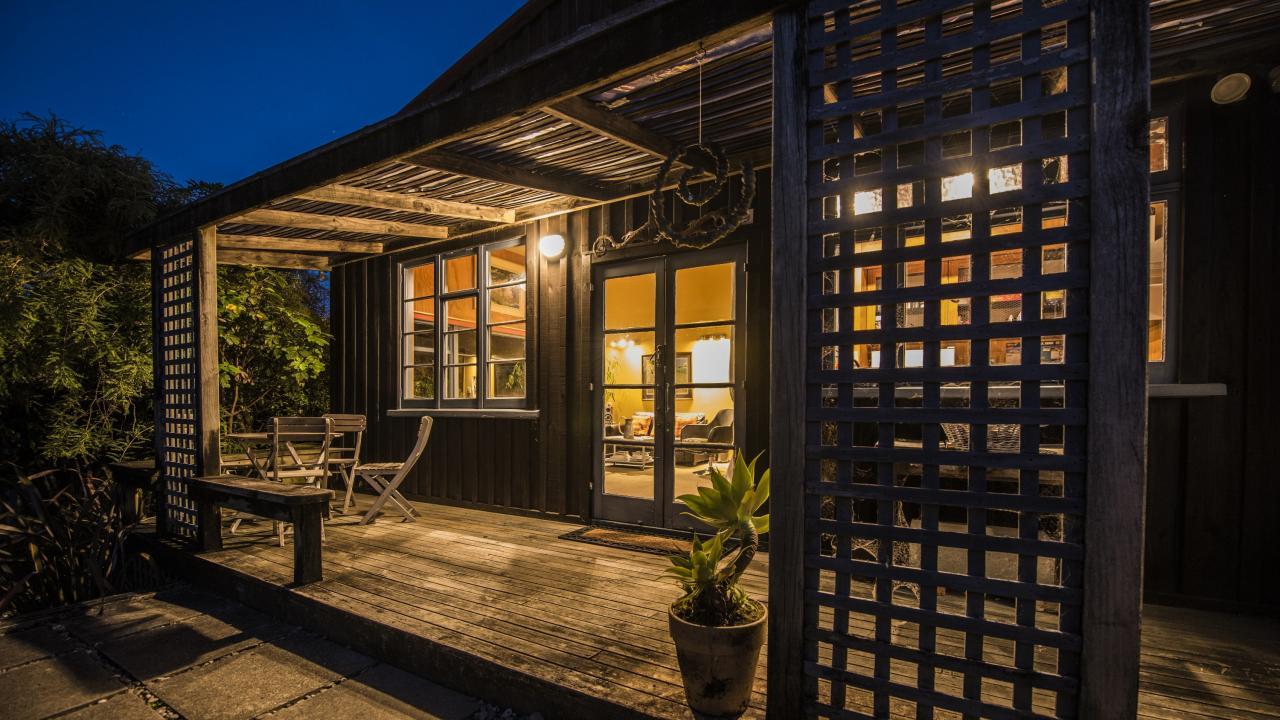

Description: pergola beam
[216,249,331,271]
[217,233,383,254]
[295,185,514,223]
[230,209,448,238]
[403,150,612,201]
[542,96,678,160]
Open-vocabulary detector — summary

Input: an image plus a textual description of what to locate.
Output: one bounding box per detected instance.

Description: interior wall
[1143,77,1280,611]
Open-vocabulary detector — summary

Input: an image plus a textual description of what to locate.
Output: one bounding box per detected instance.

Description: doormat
[559,525,691,556]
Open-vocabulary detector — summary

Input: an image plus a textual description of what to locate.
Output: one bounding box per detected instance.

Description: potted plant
[666,454,769,717]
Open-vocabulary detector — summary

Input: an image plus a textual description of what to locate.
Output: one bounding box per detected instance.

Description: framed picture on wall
[641,352,692,399]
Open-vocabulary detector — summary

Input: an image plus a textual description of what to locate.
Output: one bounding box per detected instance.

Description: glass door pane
[670,261,741,527]
[600,271,660,511]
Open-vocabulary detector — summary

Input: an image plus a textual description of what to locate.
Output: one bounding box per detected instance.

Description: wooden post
[767,6,807,718]
[195,492,223,552]
[149,241,169,538]
[194,226,221,476]
[1082,0,1150,716]
[292,504,324,584]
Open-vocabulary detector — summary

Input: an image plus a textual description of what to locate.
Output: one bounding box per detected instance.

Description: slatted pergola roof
[125,0,1279,271]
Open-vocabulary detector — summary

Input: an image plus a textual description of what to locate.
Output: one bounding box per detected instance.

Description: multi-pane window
[401,238,527,408]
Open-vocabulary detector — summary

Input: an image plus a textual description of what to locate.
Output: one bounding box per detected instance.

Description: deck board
[172,499,1280,719]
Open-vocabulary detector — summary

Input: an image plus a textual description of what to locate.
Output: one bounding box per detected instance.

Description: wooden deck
[147,499,1280,719]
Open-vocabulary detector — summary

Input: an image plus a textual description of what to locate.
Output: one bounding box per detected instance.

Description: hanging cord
[696,43,705,144]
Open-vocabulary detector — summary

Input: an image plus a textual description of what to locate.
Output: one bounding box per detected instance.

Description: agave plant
[666,453,769,626]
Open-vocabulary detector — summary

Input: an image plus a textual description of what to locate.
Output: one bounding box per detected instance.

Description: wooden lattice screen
[801,1,1095,716]
[152,239,201,540]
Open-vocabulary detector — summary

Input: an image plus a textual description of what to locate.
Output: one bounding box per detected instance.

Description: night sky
[1,0,525,187]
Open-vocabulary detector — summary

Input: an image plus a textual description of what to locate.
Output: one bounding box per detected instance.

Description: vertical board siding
[331,221,572,519]
[794,0,1136,715]
[329,185,776,522]
[1142,80,1280,611]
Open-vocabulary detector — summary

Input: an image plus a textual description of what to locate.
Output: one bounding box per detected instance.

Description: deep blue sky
[1,1,525,186]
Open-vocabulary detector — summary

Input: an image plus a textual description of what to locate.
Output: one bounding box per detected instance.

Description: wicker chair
[941,422,1021,452]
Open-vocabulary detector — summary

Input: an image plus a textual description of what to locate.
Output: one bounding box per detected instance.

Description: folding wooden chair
[323,413,366,514]
[352,415,432,525]
[265,416,334,546]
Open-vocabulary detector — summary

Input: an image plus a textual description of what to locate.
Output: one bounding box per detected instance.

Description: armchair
[676,409,734,466]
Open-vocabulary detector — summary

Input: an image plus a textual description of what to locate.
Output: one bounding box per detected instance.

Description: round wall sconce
[1211,73,1251,104]
[538,233,566,259]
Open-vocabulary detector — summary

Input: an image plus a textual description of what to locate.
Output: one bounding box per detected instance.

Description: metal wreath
[592,141,755,256]
[651,141,755,250]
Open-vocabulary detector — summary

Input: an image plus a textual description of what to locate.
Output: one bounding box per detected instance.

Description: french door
[592,245,746,529]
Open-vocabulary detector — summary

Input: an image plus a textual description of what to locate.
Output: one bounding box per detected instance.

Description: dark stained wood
[542,95,678,160]
[291,504,324,584]
[195,227,221,478]
[404,150,612,202]
[330,223,553,517]
[189,474,331,584]
[536,215,569,515]
[1240,86,1280,608]
[215,248,331,270]
[1082,0,1151,716]
[191,474,333,506]
[766,8,806,718]
[124,0,780,255]
[567,209,593,519]
[217,234,382,254]
[143,500,1280,720]
[231,208,448,239]
[296,185,515,223]
[1143,399,1185,597]
[1142,78,1280,613]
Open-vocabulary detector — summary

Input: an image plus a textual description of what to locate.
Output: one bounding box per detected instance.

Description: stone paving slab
[0,650,126,720]
[62,586,239,644]
[0,585,507,720]
[266,662,482,720]
[58,690,166,720]
[149,632,376,720]
[94,603,294,681]
[0,624,77,671]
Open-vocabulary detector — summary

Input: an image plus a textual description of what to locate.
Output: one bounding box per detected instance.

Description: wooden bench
[190,475,332,584]
[109,459,158,526]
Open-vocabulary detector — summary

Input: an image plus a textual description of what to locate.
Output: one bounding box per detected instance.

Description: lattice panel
[803,1,1089,717]
[154,239,200,540]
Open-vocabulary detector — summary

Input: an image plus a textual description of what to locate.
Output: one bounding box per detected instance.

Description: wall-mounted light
[539,233,565,258]
[1211,73,1251,104]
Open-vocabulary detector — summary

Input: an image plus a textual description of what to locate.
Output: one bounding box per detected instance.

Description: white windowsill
[388,408,540,420]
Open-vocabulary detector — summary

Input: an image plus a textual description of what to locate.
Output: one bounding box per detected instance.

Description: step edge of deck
[136,532,684,720]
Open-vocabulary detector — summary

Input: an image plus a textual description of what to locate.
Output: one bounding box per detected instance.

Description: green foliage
[0,114,330,612]
[218,266,329,434]
[0,114,189,466]
[0,113,329,467]
[667,453,770,626]
[0,468,126,616]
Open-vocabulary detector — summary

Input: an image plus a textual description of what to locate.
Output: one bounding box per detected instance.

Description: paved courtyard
[0,585,486,720]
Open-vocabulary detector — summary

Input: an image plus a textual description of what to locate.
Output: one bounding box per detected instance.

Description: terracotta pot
[668,604,767,718]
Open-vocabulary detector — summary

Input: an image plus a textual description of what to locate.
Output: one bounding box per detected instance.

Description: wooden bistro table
[225,431,339,480]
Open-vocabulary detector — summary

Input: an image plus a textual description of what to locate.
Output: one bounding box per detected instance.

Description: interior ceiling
[214,1,1279,270]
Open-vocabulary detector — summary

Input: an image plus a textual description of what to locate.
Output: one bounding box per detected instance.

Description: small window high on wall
[400,238,528,409]
[1149,110,1181,383]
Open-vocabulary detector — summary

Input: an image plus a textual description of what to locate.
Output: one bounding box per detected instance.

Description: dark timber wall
[1143,77,1280,611]
[330,174,771,521]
